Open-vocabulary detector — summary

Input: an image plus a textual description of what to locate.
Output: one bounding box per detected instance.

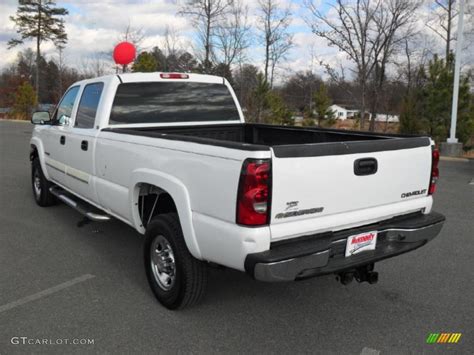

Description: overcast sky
[0,0,472,80]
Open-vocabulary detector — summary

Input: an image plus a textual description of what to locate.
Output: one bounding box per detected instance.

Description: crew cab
[30,72,445,309]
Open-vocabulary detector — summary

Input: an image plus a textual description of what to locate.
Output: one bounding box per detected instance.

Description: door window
[75,82,104,129]
[52,86,80,126]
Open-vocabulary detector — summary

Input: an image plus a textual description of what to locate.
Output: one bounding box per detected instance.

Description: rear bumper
[244,212,445,282]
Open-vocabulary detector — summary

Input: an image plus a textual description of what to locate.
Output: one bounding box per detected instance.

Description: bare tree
[214,0,251,68]
[257,0,293,86]
[305,0,380,128]
[163,25,182,58]
[426,0,474,65]
[305,0,419,130]
[120,22,145,51]
[55,44,65,94]
[367,0,420,130]
[426,0,457,61]
[117,22,145,73]
[179,0,232,73]
[80,52,112,78]
[269,37,293,87]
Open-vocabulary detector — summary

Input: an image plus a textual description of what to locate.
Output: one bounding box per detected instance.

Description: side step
[49,186,111,222]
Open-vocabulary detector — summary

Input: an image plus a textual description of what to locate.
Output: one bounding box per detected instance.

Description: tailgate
[269,137,433,241]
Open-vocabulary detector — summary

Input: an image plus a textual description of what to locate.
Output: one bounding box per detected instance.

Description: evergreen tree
[399,65,427,135]
[8,0,68,104]
[266,92,293,125]
[424,55,472,144]
[399,55,473,145]
[132,52,158,72]
[12,82,37,120]
[313,83,334,126]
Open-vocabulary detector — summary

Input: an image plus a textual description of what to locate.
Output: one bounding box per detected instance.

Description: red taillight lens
[160,73,189,79]
[237,159,271,226]
[429,148,440,195]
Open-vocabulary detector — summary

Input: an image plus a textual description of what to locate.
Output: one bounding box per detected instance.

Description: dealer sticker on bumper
[345,231,378,257]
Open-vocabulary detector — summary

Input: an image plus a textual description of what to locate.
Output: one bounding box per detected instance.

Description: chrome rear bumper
[245,212,445,282]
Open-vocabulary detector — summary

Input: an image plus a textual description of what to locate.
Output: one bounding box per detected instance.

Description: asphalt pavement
[1,120,473,354]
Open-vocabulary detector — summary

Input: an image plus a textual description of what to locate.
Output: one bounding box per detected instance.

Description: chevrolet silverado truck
[30,72,445,309]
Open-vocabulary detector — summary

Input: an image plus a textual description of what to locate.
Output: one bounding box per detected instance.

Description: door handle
[60,136,66,145]
[81,140,88,151]
[354,158,378,176]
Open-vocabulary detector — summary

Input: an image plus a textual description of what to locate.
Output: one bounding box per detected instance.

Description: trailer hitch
[355,264,378,284]
[337,263,378,285]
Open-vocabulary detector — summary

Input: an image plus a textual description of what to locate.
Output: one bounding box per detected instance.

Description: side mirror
[31,111,51,125]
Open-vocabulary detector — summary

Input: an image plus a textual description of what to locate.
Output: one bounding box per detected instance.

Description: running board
[49,186,111,222]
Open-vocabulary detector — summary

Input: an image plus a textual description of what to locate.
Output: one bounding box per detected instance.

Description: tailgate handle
[354,158,378,176]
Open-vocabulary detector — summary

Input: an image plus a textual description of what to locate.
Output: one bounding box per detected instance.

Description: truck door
[43,86,80,186]
[62,82,104,204]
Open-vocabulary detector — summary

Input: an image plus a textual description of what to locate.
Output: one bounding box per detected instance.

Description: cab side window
[75,83,104,129]
[52,86,80,126]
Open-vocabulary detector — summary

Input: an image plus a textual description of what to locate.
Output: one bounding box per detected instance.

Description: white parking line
[360,347,381,355]
[0,274,95,314]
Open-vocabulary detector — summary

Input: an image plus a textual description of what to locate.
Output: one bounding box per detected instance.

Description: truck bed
[103,123,430,157]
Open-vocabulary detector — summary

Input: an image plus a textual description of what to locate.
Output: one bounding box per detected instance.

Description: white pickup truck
[30,72,445,309]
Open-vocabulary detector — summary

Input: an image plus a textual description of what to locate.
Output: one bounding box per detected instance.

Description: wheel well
[137,183,178,228]
[30,145,38,161]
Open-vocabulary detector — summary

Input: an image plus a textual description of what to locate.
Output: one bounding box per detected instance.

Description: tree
[257,0,292,86]
[180,0,231,73]
[233,64,259,112]
[118,23,145,73]
[266,92,294,125]
[305,0,418,131]
[12,82,37,120]
[280,71,322,112]
[424,54,472,144]
[367,0,420,131]
[250,73,270,123]
[44,59,60,103]
[80,53,111,78]
[8,0,68,104]
[214,0,251,69]
[132,52,158,72]
[314,83,334,126]
[426,0,457,62]
[400,54,473,145]
[212,63,233,83]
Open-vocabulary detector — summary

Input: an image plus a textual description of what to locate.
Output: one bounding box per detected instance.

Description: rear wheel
[31,158,56,207]
[144,213,208,309]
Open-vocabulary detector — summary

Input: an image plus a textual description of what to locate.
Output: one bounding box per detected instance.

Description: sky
[0,0,472,81]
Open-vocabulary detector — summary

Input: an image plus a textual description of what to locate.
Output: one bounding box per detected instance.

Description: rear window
[109,82,240,125]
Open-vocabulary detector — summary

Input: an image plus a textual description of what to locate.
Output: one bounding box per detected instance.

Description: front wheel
[31,158,56,207]
[144,213,208,309]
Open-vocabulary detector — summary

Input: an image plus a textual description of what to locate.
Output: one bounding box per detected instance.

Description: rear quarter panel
[94,132,272,265]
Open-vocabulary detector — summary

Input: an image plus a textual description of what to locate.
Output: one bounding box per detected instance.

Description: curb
[0,119,30,123]
[440,156,470,162]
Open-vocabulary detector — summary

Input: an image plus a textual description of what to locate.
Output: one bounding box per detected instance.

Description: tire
[144,213,208,309]
[31,158,56,207]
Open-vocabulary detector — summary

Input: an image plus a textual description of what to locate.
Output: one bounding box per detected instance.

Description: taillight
[236,159,271,226]
[429,148,440,195]
[160,73,189,79]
